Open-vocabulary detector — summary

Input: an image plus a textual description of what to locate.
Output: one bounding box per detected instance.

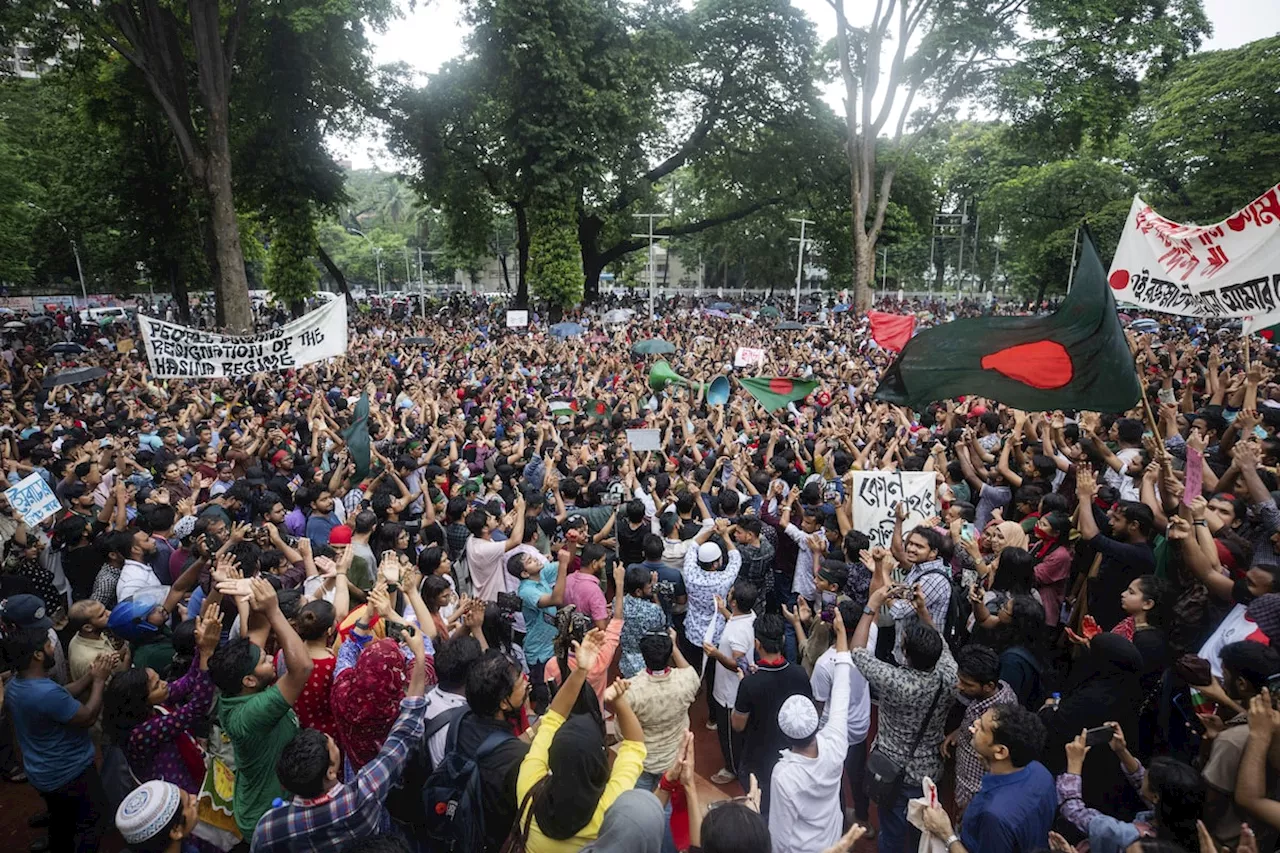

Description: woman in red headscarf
[330,637,409,772]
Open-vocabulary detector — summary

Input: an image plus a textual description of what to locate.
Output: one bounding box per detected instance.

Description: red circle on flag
[594,402,606,415]
[769,378,794,395]
[1108,270,1129,290]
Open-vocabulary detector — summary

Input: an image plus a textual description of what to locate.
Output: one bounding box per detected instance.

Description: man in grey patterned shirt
[851,582,957,853]
[888,505,952,665]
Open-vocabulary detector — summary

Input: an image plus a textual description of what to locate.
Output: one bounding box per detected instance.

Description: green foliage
[527,200,583,308]
[1127,35,1280,222]
[983,160,1136,298]
[264,212,321,307]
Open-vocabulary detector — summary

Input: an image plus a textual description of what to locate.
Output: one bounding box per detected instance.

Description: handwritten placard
[7,472,61,527]
[505,310,529,328]
[850,471,937,549]
[1185,446,1204,503]
[734,347,766,368]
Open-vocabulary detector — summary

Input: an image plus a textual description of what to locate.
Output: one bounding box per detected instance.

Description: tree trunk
[167,260,190,323]
[852,225,875,310]
[515,204,530,308]
[315,245,351,302]
[579,213,604,304]
[202,152,253,331]
[498,253,511,292]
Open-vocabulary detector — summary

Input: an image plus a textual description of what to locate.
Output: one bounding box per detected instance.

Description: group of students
[1,295,1280,853]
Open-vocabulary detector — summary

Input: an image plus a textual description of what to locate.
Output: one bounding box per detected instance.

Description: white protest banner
[138,298,347,378]
[850,470,937,549]
[626,429,663,452]
[1107,184,1280,326]
[734,346,766,368]
[506,310,529,328]
[8,472,61,527]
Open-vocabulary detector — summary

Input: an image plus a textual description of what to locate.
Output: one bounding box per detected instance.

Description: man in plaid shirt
[249,629,430,852]
[944,644,1018,813]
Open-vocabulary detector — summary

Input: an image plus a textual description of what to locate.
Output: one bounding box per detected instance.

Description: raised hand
[603,677,631,705]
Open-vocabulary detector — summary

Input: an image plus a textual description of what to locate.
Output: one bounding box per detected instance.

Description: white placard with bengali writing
[8,473,61,527]
[734,347,766,367]
[850,470,937,549]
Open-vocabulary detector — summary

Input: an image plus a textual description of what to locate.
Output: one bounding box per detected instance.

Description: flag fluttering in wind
[340,393,371,481]
[874,232,1140,413]
[739,376,819,412]
[867,311,916,352]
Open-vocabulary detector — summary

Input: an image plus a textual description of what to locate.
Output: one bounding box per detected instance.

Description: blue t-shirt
[6,676,94,791]
[519,560,559,666]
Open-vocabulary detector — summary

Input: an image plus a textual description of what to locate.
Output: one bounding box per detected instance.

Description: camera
[496,591,522,615]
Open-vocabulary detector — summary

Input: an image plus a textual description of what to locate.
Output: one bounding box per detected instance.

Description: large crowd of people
[1,290,1278,853]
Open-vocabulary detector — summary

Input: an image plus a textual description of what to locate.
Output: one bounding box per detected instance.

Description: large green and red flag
[739,376,819,412]
[875,232,1140,413]
[340,393,371,481]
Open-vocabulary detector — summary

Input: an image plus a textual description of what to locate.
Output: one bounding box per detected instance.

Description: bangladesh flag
[875,231,1140,413]
[584,399,612,420]
[739,376,819,412]
[340,393,371,481]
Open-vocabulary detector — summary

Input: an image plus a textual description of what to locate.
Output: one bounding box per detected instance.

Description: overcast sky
[332,0,1280,170]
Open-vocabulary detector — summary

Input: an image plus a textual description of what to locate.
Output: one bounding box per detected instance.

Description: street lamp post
[26,203,87,304]
[347,227,384,295]
[631,213,669,319]
[789,217,814,319]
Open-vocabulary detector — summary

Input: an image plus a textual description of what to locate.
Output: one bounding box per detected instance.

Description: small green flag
[340,393,371,482]
[739,376,819,412]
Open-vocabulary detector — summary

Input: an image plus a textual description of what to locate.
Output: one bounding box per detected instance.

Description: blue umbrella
[710,301,733,311]
[703,309,729,319]
[550,322,585,338]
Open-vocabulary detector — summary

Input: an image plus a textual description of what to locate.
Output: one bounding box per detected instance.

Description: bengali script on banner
[850,470,937,549]
[1107,184,1280,327]
[139,298,348,378]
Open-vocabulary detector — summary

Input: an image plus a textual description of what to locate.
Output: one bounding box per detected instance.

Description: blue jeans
[877,790,919,853]
[634,772,678,853]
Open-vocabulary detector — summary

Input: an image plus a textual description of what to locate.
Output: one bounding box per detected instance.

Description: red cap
[968,405,988,418]
[328,525,353,546]
[271,449,288,467]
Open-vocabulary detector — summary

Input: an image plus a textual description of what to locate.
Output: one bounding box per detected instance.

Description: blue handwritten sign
[8,473,61,527]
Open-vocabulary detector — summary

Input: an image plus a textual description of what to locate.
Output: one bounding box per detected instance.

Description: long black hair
[1147,757,1205,851]
[102,667,152,746]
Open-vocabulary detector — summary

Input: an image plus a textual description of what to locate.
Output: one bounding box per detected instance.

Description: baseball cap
[328,525,353,546]
[1,594,52,630]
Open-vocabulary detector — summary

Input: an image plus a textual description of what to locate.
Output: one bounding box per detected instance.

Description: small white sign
[8,473,61,528]
[734,347,766,368]
[506,310,529,328]
[626,429,663,452]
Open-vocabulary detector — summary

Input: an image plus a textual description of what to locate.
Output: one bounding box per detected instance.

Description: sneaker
[710,769,737,785]
[704,719,717,731]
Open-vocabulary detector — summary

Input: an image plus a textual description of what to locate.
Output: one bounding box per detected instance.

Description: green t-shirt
[218,684,299,837]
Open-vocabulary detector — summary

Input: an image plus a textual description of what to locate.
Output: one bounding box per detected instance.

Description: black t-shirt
[1085,533,1155,630]
[734,660,813,777]
[63,541,105,602]
[616,521,647,567]
[453,713,529,852]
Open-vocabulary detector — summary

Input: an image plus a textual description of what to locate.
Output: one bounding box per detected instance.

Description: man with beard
[209,578,315,840]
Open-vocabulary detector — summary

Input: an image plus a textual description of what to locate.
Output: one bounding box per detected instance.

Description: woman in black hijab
[1042,632,1145,821]
[512,628,648,853]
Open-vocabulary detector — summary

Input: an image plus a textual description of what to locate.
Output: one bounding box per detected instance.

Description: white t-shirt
[425,686,471,766]
[811,626,875,746]
[1105,447,1142,502]
[712,612,756,708]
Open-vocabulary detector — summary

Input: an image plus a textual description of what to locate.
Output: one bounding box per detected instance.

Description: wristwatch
[862,605,875,616]
[944,836,961,849]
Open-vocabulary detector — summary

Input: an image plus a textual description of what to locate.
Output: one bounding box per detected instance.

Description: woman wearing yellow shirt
[512,627,647,853]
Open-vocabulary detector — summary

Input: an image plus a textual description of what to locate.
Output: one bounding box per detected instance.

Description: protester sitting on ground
[250,614,428,853]
[103,609,221,792]
[512,627,647,852]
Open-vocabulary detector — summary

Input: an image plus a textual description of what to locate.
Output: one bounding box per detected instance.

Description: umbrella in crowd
[3,321,25,330]
[550,322,585,338]
[602,308,634,324]
[42,366,107,389]
[632,338,676,355]
[760,306,781,318]
[404,336,433,346]
[48,342,89,354]
[703,309,729,319]
[776,320,805,331]
[710,301,734,311]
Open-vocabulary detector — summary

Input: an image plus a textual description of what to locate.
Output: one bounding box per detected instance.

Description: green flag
[739,376,819,412]
[340,393,371,482]
[584,399,612,420]
[875,232,1140,413]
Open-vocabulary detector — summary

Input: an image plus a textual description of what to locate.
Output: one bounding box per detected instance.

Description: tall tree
[390,0,825,305]
[1127,35,1280,222]
[827,0,1209,309]
[4,0,394,329]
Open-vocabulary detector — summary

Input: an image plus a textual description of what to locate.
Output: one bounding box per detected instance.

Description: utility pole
[789,217,814,319]
[26,203,86,304]
[881,247,888,291]
[957,199,969,293]
[631,213,668,319]
[417,247,425,316]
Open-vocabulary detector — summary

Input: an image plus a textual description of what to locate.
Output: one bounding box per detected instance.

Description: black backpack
[919,566,970,652]
[386,705,470,836]
[420,713,516,852]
